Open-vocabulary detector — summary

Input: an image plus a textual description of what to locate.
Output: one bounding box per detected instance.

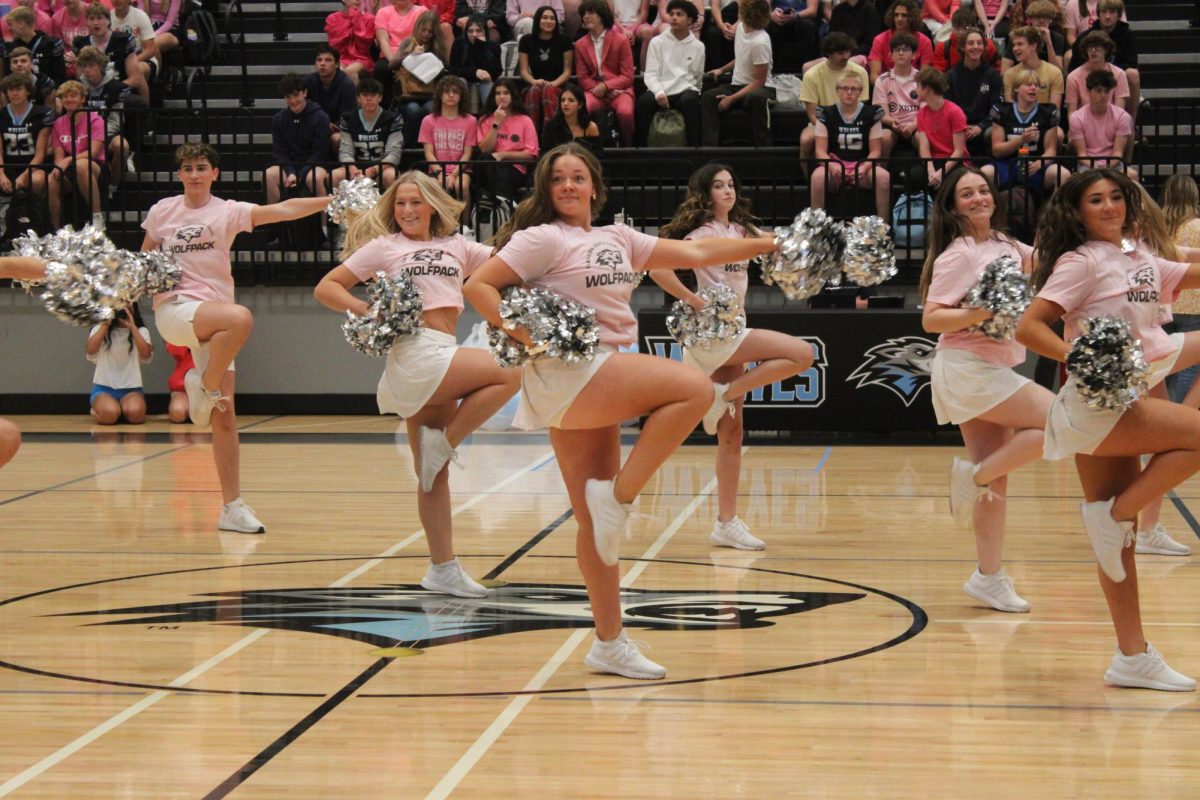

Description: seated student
[6,46,56,106]
[75,46,132,183]
[419,75,476,206]
[326,0,377,84]
[539,81,602,154]
[1063,0,1122,51]
[871,31,918,158]
[1074,0,1137,128]
[1,6,65,85]
[702,0,739,72]
[635,0,703,147]
[814,0,880,71]
[506,0,564,40]
[946,27,1002,159]
[454,0,506,41]
[49,79,107,230]
[971,0,1007,40]
[919,0,957,42]
[982,66,1069,193]
[109,0,157,102]
[474,77,537,201]
[138,0,184,58]
[1064,29,1127,116]
[766,0,818,73]
[304,44,358,156]
[86,302,151,425]
[0,73,53,204]
[333,77,402,192]
[1000,0,1064,73]
[930,8,998,71]
[54,0,101,71]
[265,73,331,208]
[0,0,54,40]
[799,33,870,162]
[641,0,705,55]
[1068,68,1137,180]
[72,3,142,107]
[1001,24,1063,106]
[810,73,890,218]
[867,0,932,84]
[448,14,500,114]
[517,6,573,132]
[574,0,635,147]
[914,65,966,188]
[701,0,775,147]
[393,11,449,138]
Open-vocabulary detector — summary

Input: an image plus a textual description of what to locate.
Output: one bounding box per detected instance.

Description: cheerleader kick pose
[142,143,331,534]
[0,256,47,468]
[1017,168,1200,690]
[652,163,815,551]
[920,168,1054,612]
[314,171,520,597]
[464,144,779,679]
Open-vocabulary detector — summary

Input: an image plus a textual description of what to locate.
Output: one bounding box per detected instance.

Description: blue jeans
[1165,314,1200,403]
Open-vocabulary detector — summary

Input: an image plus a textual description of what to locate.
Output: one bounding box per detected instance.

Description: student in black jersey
[5,47,55,107]
[810,72,890,219]
[0,7,65,86]
[0,73,54,202]
[73,4,144,107]
[76,46,134,185]
[982,66,1069,195]
[333,78,404,192]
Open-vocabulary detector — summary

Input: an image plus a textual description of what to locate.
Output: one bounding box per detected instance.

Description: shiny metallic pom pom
[328,177,381,225]
[963,255,1031,340]
[488,286,599,367]
[1066,316,1151,411]
[763,208,847,300]
[666,284,745,349]
[341,270,424,356]
[841,215,897,287]
[13,225,142,325]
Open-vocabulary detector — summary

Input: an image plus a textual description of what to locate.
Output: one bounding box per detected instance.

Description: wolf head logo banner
[846,336,935,407]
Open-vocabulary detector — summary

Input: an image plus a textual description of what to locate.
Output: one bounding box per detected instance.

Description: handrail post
[274,0,287,41]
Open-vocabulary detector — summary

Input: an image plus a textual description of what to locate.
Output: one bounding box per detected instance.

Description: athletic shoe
[1135,523,1192,556]
[420,558,489,598]
[183,369,227,428]
[585,478,631,566]
[962,568,1031,613]
[702,382,732,435]
[1104,643,1197,692]
[584,631,667,680]
[91,212,106,232]
[417,426,458,493]
[1081,498,1135,582]
[710,516,765,550]
[949,457,991,525]
[218,497,266,534]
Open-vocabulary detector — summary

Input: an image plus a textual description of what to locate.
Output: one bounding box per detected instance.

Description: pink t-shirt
[142,195,255,307]
[926,234,1033,367]
[1068,103,1131,161]
[1065,64,1129,110]
[51,110,106,160]
[477,112,539,174]
[1038,240,1189,362]
[871,69,919,127]
[917,99,967,159]
[497,220,659,346]
[375,3,424,50]
[685,220,750,304]
[418,113,477,163]
[342,233,491,312]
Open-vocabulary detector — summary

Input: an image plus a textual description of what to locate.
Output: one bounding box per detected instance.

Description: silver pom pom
[666,284,745,349]
[763,208,847,299]
[842,215,897,287]
[12,225,140,325]
[328,177,381,225]
[963,256,1031,340]
[117,249,181,300]
[489,286,599,367]
[341,270,424,356]
[1066,316,1150,411]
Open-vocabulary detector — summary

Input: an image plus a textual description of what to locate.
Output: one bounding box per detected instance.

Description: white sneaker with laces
[1136,523,1192,556]
[949,458,991,525]
[1081,498,1134,582]
[417,426,458,493]
[125,153,136,176]
[184,369,214,427]
[1104,643,1196,692]
[962,568,1031,613]
[702,382,732,435]
[585,478,631,566]
[218,497,266,533]
[584,631,667,680]
[420,558,489,598]
[710,516,765,550]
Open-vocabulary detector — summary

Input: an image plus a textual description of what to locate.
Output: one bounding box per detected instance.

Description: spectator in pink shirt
[920,0,958,42]
[48,79,105,229]
[1068,69,1137,181]
[326,0,377,83]
[868,0,933,84]
[1064,29,1128,116]
[475,78,537,202]
[420,75,477,216]
[915,65,967,188]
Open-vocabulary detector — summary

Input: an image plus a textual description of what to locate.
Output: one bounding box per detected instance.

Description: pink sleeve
[230,201,256,235]
[614,225,659,270]
[498,225,563,281]
[464,115,478,146]
[1037,251,1093,313]
[520,115,538,156]
[916,33,934,67]
[342,237,389,281]
[89,114,105,145]
[868,32,886,63]
[418,114,435,144]
[951,103,967,131]
[1158,257,1190,300]
[460,239,493,277]
[924,250,974,306]
[140,200,161,234]
[1115,109,1132,137]
[1114,68,1129,100]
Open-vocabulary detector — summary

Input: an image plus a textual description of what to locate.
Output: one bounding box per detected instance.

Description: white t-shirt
[88,325,152,388]
[111,6,158,66]
[732,23,775,89]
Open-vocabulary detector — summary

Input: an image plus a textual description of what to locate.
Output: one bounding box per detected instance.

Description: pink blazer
[573,30,634,94]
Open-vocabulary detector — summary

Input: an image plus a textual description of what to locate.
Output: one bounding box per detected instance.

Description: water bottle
[1018,146,1030,182]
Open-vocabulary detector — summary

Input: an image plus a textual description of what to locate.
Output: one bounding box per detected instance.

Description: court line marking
[0,450,554,799]
[424,447,748,800]
[1167,489,1200,539]
[812,445,832,474]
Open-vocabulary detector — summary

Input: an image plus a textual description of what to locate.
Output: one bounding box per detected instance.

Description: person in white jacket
[634,0,704,146]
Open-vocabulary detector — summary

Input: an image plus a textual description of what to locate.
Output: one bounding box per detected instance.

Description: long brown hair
[1032,168,1178,291]
[1160,174,1200,240]
[918,167,1010,303]
[489,143,607,248]
[660,163,760,240]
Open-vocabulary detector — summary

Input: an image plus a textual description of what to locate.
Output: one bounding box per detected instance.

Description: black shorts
[63,158,111,188]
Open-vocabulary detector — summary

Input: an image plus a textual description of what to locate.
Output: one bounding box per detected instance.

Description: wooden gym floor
[1,414,1198,798]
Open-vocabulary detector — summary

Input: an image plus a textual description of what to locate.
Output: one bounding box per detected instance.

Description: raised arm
[643,234,776,271]
[249,196,331,228]
[0,255,47,281]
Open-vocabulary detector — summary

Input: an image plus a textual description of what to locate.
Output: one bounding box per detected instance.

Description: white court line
[426,447,749,800]
[0,451,554,798]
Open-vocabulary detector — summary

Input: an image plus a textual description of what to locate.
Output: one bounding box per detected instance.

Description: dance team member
[142,142,330,534]
[653,163,814,551]
[314,171,520,597]
[1017,168,1200,690]
[464,143,778,679]
[0,255,46,468]
[920,167,1053,613]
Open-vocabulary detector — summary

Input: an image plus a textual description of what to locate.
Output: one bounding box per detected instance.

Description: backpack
[182,3,221,71]
[647,110,686,148]
[2,189,48,244]
[892,192,931,248]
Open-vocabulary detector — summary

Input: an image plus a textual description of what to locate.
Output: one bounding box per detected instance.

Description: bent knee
[791,339,815,371]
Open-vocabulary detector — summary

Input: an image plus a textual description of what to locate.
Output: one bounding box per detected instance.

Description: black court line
[1168,490,1200,540]
[200,509,575,799]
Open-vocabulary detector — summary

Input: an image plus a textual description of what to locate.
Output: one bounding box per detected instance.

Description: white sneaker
[702,382,732,435]
[417,426,459,493]
[585,478,631,566]
[420,558,489,598]
[183,369,227,428]
[710,516,765,550]
[91,212,106,232]
[962,568,1030,613]
[584,631,667,680]
[1104,643,1196,692]
[949,458,991,525]
[218,497,266,533]
[1081,498,1134,582]
[1136,523,1192,556]
[125,153,136,176]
